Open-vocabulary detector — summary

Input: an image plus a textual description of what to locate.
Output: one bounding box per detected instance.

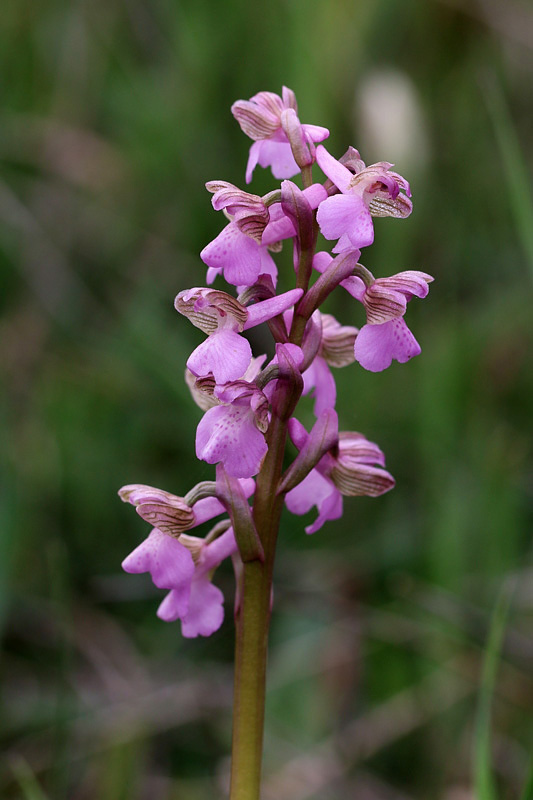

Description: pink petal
[206,266,220,284]
[122,529,195,590]
[302,356,337,416]
[200,223,261,286]
[261,215,296,246]
[255,139,299,179]
[285,469,334,515]
[245,141,262,184]
[258,247,278,286]
[284,469,343,534]
[287,416,309,451]
[317,194,374,249]
[243,288,303,330]
[354,319,421,372]
[315,144,352,192]
[192,496,226,525]
[313,251,333,274]
[181,578,225,638]
[302,124,330,144]
[200,528,237,573]
[157,585,191,621]
[339,275,366,301]
[196,405,267,478]
[187,330,252,384]
[305,487,343,534]
[302,183,328,209]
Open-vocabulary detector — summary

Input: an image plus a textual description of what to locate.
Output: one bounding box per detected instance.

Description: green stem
[229,417,287,800]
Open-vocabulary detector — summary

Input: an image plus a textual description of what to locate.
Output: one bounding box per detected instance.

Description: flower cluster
[119,87,433,637]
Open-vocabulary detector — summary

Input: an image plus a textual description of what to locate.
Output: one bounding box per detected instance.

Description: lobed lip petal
[180,579,225,638]
[157,585,191,621]
[255,139,300,180]
[354,318,421,372]
[122,529,195,590]
[196,404,268,479]
[317,193,374,249]
[284,469,343,534]
[187,329,252,385]
[200,223,262,286]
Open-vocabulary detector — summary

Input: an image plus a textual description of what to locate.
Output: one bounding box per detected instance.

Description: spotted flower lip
[195,381,269,478]
[124,526,238,638]
[231,87,329,183]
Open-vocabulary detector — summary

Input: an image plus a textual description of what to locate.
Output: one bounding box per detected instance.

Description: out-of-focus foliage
[1,1,531,798]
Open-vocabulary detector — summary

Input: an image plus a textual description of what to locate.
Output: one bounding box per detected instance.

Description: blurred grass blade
[481,74,533,281]
[519,760,533,800]
[10,757,49,800]
[474,587,512,800]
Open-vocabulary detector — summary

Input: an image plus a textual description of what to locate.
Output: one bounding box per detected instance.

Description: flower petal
[122,529,195,590]
[315,144,352,192]
[196,404,267,478]
[354,318,421,372]
[302,356,337,417]
[317,194,374,249]
[187,330,252,384]
[200,223,261,286]
[181,578,225,638]
[255,139,299,179]
[157,585,191,621]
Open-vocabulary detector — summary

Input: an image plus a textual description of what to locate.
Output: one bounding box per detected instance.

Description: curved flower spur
[118,85,433,800]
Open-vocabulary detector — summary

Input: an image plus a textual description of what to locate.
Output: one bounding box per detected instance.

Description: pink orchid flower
[231,87,329,183]
[175,287,303,385]
[315,144,412,253]
[285,416,395,533]
[314,253,433,372]
[119,483,253,637]
[201,182,327,287]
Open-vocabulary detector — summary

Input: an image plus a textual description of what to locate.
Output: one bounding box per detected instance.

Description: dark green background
[1,0,531,797]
